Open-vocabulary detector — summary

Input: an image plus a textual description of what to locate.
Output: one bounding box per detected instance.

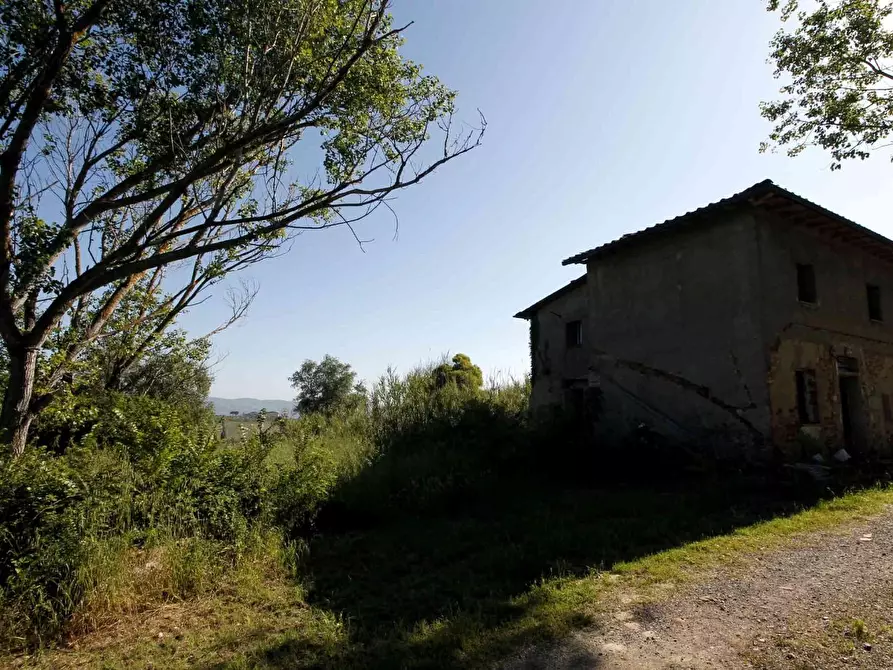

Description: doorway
[838,371,866,451]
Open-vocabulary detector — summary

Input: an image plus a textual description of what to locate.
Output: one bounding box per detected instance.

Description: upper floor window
[867,284,883,322]
[565,320,583,348]
[796,263,817,304]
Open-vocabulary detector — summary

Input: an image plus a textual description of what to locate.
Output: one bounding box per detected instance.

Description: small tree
[290,355,360,416]
[0,0,481,454]
[761,0,893,167]
[433,353,483,391]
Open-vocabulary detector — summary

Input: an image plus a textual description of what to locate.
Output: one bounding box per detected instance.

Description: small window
[795,369,819,425]
[884,394,893,423]
[565,320,583,348]
[867,284,883,321]
[796,263,817,304]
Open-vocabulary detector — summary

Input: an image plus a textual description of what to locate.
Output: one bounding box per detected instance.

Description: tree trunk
[1,346,38,456]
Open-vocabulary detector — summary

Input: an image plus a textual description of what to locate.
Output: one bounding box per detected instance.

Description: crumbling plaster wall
[756,211,893,457]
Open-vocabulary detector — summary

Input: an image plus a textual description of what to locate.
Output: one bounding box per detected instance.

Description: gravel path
[504,507,893,669]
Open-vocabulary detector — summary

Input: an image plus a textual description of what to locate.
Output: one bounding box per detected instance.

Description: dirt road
[505,508,893,669]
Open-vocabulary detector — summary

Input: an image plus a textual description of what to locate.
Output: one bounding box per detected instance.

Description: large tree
[762,0,893,167]
[290,354,361,416]
[432,353,483,391]
[0,0,481,454]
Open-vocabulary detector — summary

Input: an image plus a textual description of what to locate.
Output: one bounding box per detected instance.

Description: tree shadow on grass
[209,408,861,669]
[209,580,604,669]
[223,478,841,667]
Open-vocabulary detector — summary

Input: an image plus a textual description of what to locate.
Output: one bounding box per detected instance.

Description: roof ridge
[563,179,786,266]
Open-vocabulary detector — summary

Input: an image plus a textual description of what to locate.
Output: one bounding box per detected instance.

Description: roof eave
[562,253,588,266]
[513,275,587,320]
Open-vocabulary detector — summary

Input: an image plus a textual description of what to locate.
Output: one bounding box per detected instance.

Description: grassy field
[217,416,285,441]
[11,476,893,670]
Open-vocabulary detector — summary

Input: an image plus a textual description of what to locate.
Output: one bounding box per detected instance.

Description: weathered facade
[515,180,893,460]
[515,276,589,409]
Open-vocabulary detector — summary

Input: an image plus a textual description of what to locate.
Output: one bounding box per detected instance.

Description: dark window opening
[837,356,859,375]
[795,369,820,425]
[565,320,583,348]
[867,284,883,321]
[562,380,602,421]
[884,394,893,423]
[797,263,817,304]
[563,386,585,415]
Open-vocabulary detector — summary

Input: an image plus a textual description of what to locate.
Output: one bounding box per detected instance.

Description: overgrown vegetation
[3,1,891,667]
[0,353,532,649]
[4,348,890,670]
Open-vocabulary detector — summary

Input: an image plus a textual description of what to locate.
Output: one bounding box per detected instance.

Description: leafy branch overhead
[762,0,893,167]
[0,0,481,453]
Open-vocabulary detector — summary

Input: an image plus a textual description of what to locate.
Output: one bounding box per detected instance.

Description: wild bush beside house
[324,362,532,524]
[0,356,534,649]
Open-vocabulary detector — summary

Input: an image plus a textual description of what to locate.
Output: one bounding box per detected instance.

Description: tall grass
[318,363,532,523]
[0,360,533,650]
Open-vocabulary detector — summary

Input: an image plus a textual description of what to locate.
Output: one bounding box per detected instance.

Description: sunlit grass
[13,484,892,669]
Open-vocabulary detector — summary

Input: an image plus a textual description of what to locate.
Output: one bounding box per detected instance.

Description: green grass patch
[11,481,892,669]
[613,485,893,585]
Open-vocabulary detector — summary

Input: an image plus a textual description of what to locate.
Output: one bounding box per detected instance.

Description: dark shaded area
[301,480,820,667]
[209,407,889,669]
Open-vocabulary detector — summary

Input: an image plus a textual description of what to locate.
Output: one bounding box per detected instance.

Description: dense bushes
[0,362,534,648]
[0,394,287,645]
[0,449,97,639]
[324,366,531,524]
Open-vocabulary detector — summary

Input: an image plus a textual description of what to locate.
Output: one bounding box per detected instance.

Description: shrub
[0,449,116,643]
[320,365,532,524]
[142,437,272,545]
[0,397,284,645]
[35,389,215,460]
[0,358,534,647]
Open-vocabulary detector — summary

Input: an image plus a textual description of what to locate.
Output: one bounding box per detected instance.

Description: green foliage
[98,330,213,410]
[270,448,341,539]
[290,355,364,416]
[44,274,215,411]
[0,448,130,642]
[432,353,484,391]
[530,315,540,381]
[324,362,530,523]
[0,395,275,643]
[34,388,213,458]
[0,0,477,450]
[0,353,528,648]
[762,0,893,167]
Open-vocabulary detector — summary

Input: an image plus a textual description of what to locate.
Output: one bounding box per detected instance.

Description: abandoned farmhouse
[516,179,893,460]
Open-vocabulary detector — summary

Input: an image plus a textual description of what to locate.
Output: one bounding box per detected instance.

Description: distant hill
[207,397,294,416]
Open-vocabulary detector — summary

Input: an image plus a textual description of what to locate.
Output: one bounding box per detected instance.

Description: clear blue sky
[186,0,893,400]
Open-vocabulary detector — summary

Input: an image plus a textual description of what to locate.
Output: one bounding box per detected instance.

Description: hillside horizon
[207,397,293,416]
